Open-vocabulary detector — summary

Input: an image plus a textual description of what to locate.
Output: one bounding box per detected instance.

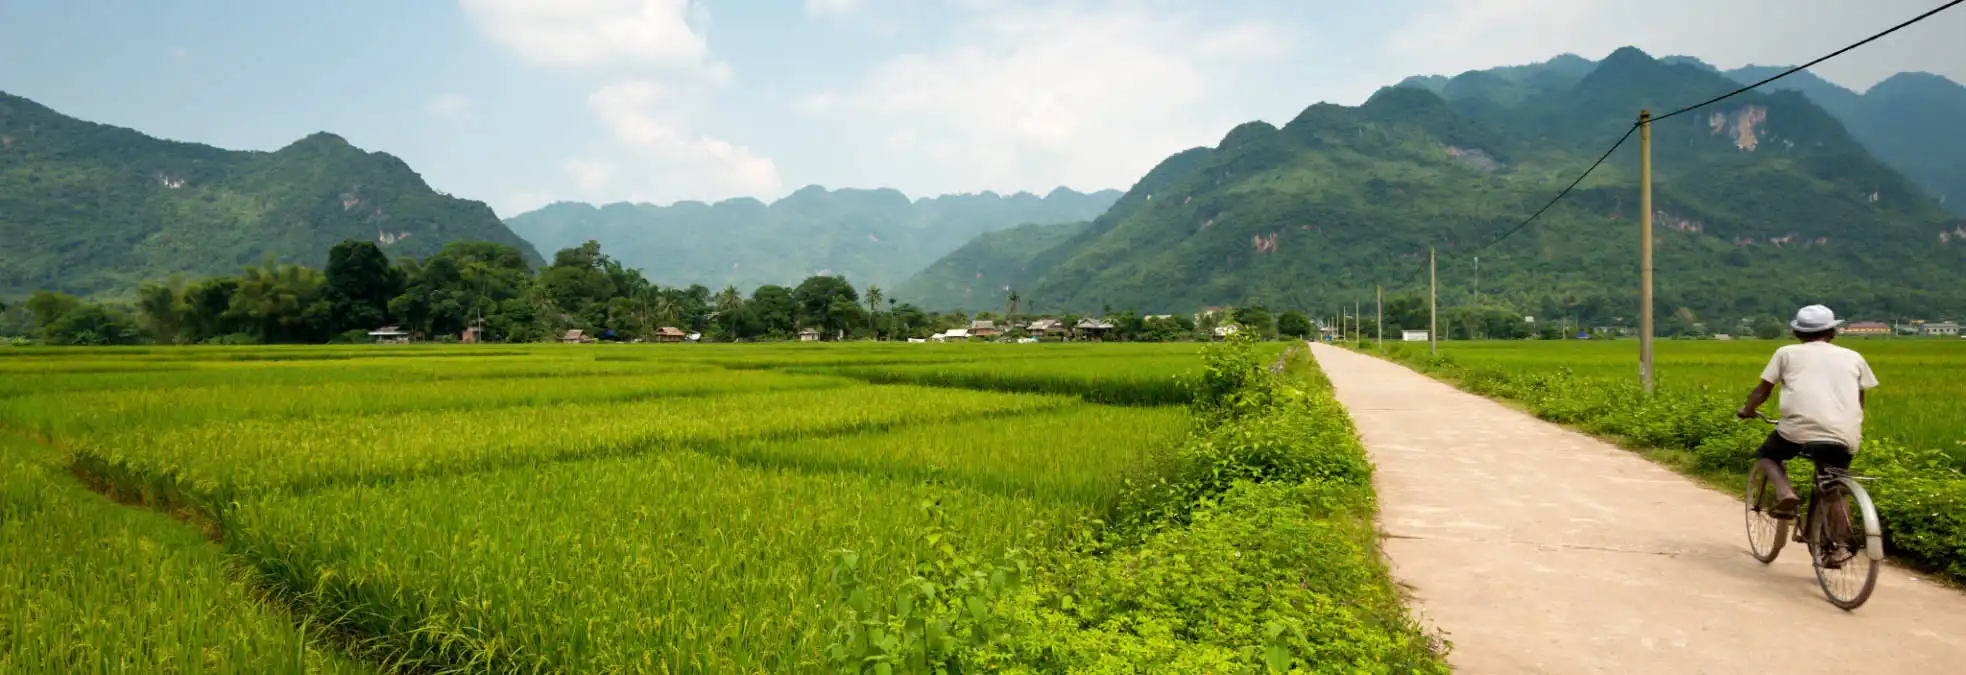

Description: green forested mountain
[903,47,1966,329]
[891,220,1088,313]
[0,92,542,299]
[1723,67,1966,217]
[503,186,1119,292]
[1400,54,1966,217]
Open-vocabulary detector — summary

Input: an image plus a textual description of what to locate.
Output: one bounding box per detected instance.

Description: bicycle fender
[1836,478,1886,562]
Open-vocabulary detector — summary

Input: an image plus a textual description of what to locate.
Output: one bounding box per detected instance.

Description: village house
[1026,319,1067,338]
[1075,318,1115,341]
[798,328,822,342]
[933,328,971,342]
[656,327,686,343]
[561,329,593,344]
[968,320,1000,338]
[1921,321,1960,337]
[1843,322,1891,336]
[368,325,409,344]
[1212,324,1240,340]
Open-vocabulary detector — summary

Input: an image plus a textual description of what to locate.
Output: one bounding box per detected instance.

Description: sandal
[1771,495,1801,519]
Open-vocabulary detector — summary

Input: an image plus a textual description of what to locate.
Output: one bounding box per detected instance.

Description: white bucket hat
[1790,304,1844,332]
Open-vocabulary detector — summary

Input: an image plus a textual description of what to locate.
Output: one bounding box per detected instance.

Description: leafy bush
[836,332,1450,673]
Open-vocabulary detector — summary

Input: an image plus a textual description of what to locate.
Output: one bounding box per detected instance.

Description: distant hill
[0,92,542,299]
[503,186,1119,292]
[891,220,1088,312]
[902,47,1966,326]
[1724,66,1966,217]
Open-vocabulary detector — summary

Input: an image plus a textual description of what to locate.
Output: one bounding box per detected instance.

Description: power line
[1405,0,1960,277]
[1473,123,1639,254]
[1375,0,1960,300]
[1653,0,1963,123]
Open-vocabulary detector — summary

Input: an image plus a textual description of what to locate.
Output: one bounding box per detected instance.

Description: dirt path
[1307,343,1966,675]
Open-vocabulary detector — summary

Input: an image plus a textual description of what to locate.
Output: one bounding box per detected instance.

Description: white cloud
[563,157,620,195]
[458,0,723,80]
[804,0,863,17]
[425,93,472,120]
[458,0,772,204]
[1385,0,1966,93]
[581,80,781,202]
[798,1,1298,196]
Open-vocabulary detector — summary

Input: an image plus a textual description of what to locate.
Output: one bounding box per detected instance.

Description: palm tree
[714,285,743,340]
[1004,289,1020,328]
[865,285,884,340]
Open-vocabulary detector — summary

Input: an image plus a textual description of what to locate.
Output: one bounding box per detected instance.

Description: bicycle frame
[1750,412,1884,563]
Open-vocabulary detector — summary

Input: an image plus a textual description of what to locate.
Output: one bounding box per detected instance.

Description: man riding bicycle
[1735,305,1879,524]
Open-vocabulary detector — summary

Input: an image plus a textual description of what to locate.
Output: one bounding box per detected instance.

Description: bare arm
[1738,380,1775,418]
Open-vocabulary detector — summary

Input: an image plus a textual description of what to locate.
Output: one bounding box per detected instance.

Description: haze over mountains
[503,186,1119,292]
[5,44,1965,332]
[899,47,1966,327]
[0,92,541,299]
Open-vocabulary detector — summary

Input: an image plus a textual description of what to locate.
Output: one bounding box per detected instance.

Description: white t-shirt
[1759,341,1879,451]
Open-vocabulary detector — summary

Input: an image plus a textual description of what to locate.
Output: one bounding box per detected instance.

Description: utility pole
[1639,109,1656,394]
[1354,297,1360,346]
[1376,285,1383,350]
[1429,246,1438,356]
[1472,256,1481,340]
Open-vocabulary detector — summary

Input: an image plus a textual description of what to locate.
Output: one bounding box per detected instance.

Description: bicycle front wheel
[1809,479,1883,610]
[1744,462,1789,564]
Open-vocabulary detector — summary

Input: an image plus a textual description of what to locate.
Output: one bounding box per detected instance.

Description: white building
[1401,329,1429,342]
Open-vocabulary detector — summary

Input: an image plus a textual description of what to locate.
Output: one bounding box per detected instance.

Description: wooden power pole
[1639,110,1656,394]
[1429,247,1438,356]
[1376,285,1383,350]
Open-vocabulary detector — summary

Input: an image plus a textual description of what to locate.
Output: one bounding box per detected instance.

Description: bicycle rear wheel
[1744,462,1789,563]
[1809,479,1882,610]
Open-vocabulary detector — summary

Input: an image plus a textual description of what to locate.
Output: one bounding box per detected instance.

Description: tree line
[0,239,1328,346]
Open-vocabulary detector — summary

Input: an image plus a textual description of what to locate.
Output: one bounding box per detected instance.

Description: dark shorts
[1756,430,1853,471]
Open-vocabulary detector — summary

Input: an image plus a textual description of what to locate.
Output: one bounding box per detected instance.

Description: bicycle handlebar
[1743,410,1777,424]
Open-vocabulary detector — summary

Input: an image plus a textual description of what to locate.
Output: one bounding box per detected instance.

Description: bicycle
[1741,412,1884,610]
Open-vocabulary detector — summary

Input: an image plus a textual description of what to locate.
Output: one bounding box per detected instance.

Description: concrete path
[1308,343,1966,675]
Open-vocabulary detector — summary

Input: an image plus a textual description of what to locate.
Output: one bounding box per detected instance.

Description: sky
[2,0,1962,218]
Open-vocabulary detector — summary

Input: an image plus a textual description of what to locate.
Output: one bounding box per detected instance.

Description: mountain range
[897,47,1966,327]
[0,92,541,299]
[1398,53,1966,218]
[503,186,1119,292]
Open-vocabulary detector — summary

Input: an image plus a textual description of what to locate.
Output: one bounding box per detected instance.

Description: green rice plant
[806,355,1202,405]
[0,355,703,399]
[1,369,852,439]
[226,449,1089,674]
[0,434,370,674]
[713,405,1189,509]
[72,385,1078,513]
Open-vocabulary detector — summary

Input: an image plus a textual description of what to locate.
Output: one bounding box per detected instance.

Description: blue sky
[3,0,1961,217]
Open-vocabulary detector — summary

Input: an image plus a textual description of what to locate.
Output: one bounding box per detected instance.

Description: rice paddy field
[0,341,1276,673]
